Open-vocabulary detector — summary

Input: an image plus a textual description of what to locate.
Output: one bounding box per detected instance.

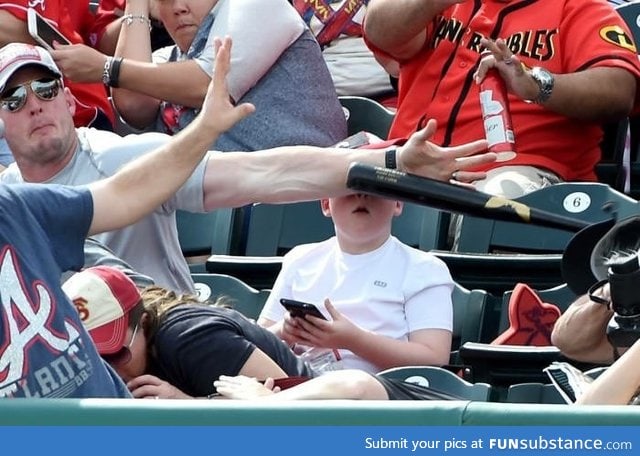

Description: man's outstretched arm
[87,37,254,236]
[200,120,494,211]
[551,284,622,364]
[577,338,640,405]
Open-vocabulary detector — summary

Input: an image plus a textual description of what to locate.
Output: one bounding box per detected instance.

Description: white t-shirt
[259,236,454,373]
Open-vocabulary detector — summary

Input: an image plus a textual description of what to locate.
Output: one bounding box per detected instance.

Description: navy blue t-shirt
[150,304,313,397]
[0,184,130,398]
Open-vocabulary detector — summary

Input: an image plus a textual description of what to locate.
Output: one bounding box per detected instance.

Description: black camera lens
[609,252,640,318]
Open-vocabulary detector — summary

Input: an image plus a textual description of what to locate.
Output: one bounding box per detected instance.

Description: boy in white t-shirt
[258,194,454,373]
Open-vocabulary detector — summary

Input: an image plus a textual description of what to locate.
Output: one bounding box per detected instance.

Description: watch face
[531,67,554,103]
[534,68,553,85]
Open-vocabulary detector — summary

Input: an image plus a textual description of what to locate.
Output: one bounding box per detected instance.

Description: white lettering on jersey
[0,247,80,392]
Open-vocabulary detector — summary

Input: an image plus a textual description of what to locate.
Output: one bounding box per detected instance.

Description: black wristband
[385,148,397,169]
[108,57,123,88]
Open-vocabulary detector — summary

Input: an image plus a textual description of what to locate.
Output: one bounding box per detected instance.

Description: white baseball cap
[0,43,62,93]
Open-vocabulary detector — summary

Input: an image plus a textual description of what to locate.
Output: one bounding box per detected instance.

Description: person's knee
[336,370,388,400]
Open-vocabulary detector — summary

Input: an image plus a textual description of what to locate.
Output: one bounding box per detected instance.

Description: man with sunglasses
[0,43,497,296]
[0,37,255,398]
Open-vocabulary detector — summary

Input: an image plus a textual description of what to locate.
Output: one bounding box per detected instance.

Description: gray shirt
[153,14,347,149]
[61,238,156,288]
[1,127,207,293]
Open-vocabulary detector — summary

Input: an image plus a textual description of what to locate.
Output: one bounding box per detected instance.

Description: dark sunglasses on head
[0,77,61,113]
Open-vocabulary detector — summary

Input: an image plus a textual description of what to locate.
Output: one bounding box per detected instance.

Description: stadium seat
[244,202,334,256]
[596,118,630,193]
[448,183,640,295]
[191,273,269,320]
[615,1,640,46]
[493,283,576,338]
[207,200,451,288]
[456,283,580,390]
[450,283,488,361]
[456,182,639,254]
[339,96,395,139]
[176,209,246,271]
[378,366,493,401]
[505,382,564,404]
[459,342,562,391]
[244,200,449,256]
[432,251,564,297]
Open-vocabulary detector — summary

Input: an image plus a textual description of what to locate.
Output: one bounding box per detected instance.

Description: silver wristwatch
[528,67,554,104]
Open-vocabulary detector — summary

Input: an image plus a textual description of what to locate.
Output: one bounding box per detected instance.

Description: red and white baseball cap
[0,43,63,93]
[62,266,142,355]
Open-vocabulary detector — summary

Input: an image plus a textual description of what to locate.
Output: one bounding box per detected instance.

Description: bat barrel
[346,164,590,232]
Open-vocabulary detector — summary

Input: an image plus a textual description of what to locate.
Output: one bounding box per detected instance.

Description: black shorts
[375,376,463,401]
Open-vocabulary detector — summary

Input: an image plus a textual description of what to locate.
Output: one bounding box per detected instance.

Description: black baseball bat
[346,163,590,232]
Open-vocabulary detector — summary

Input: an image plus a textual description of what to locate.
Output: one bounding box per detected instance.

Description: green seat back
[191,273,269,320]
[378,366,493,401]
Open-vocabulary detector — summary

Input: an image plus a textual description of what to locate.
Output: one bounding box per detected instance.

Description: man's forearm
[89,114,221,235]
[539,67,635,121]
[577,339,640,405]
[364,0,445,60]
[551,293,616,363]
[110,0,158,126]
[202,146,388,211]
[0,10,33,47]
[201,121,491,211]
[118,59,210,107]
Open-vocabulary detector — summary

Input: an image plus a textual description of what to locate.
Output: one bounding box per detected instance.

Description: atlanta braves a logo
[0,247,84,397]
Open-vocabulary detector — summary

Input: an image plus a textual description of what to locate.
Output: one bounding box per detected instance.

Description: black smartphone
[27,8,71,51]
[279,298,327,320]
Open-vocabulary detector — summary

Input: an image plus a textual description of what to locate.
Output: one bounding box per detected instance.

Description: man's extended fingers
[204,36,255,128]
[212,36,230,89]
[451,170,488,184]
[454,150,496,167]
[447,139,491,159]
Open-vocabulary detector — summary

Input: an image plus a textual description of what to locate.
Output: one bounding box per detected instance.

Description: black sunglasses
[0,77,61,113]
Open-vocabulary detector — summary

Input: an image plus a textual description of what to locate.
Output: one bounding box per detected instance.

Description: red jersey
[0,0,116,128]
[366,0,640,181]
[67,0,124,48]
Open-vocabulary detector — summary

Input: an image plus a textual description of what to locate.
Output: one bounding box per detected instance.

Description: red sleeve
[83,0,124,47]
[560,0,640,85]
[0,1,29,21]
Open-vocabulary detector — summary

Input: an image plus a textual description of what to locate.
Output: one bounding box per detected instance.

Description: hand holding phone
[27,8,71,51]
[279,298,327,321]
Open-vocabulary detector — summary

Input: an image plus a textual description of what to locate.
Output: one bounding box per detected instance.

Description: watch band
[385,148,397,169]
[530,67,554,104]
[102,57,113,86]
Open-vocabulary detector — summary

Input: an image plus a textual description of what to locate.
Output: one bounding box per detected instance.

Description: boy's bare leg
[214,370,390,400]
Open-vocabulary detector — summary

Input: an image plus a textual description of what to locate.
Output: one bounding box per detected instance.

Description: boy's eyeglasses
[101,322,140,367]
[0,77,61,113]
